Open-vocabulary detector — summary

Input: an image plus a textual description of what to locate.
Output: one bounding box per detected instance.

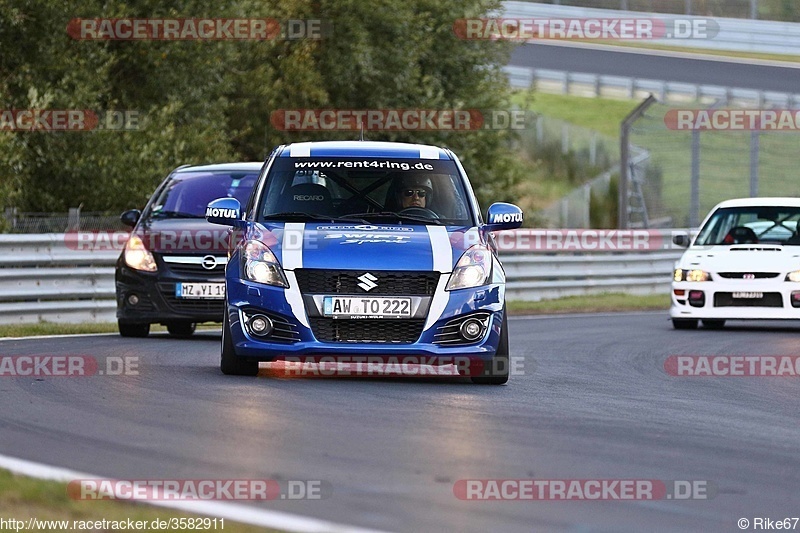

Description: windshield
[257,157,475,225]
[694,206,800,246]
[148,170,258,219]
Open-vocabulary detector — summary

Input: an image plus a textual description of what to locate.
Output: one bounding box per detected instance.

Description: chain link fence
[622,98,800,228]
[2,208,124,233]
[518,114,619,227]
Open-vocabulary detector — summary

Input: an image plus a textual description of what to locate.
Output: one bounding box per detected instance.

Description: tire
[118,320,150,338]
[672,318,699,330]
[220,312,259,376]
[702,319,726,330]
[167,322,196,337]
[471,311,510,385]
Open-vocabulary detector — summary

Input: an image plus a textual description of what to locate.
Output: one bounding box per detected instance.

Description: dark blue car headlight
[242,240,289,288]
[446,245,494,291]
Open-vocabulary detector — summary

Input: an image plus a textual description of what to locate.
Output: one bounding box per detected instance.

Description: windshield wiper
[150,211,204,219]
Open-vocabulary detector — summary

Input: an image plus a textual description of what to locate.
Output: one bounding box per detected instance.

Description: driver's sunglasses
[403,189,428,198]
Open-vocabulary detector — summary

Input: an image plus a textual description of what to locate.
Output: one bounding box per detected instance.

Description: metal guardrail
[502,1,800,55]
[0,234,118,324]
[0,232,686,324]
[501,251,681,301]
[504,65,800,106]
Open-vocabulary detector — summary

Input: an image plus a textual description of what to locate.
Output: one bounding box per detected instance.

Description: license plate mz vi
[323,297,411,318]
[176,282,225,299]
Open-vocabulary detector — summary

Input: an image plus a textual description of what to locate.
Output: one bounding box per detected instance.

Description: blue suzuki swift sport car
[206,141,523,384]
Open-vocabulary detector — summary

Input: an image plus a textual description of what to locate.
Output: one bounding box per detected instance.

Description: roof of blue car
[278,141,451,160]
[175,162,263,173]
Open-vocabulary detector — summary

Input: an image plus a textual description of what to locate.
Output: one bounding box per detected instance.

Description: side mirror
[206,197,243,227]
[672,233,690,248]
[485,202,524,232]
[120,209,141,228]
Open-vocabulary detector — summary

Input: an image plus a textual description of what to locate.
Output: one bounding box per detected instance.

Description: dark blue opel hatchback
[115,163,260,337]
[206,142,523,383]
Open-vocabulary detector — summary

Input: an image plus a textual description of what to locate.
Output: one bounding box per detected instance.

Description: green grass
[512,90,800,227]
[508,292,669,315]
[0,322,220,339]
[513,90,638,139]
[0,468,278,532]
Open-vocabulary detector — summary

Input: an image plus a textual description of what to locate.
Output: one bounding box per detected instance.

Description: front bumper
[226,276,506,362]
[670,279,800,320]
[115,261,225,324]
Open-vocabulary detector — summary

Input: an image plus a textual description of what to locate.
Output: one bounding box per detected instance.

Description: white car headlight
[243,240,288,288]
[124,235,157,272]
[674,268,710,282]
[446,245,493,291]
[786,271,800,282]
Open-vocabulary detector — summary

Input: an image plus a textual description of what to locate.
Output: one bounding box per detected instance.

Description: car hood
[250,222,482,272]
[680,245,800,273]
[136,218,230,254]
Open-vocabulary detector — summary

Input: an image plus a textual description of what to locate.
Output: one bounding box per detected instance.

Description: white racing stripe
[282,223,305,270]
[418,146,440,159]
[427,226,452,274]
[289,143,312,157]
[0,454,389,533]
[424,226,453,331]
[284,271,310,329]
[281,223,309,328]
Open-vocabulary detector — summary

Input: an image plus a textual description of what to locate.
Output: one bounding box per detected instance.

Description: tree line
[0,0,526,215]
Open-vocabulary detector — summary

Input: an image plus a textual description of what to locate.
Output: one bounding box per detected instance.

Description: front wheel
[118,321,150,338]
[167,322,196,337]
[471,311,510,385]
[220,312,259,376]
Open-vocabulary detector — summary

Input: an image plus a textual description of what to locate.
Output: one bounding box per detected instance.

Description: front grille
[160,255,226,278]
[714,292,783,307]
[309,318,424,343]
[165,262,226,277]
[158,283,225,314]
[295,270,439,296]
[717,272,780,279]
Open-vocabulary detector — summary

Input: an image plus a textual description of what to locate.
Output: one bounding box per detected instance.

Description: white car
[670,197,800,329]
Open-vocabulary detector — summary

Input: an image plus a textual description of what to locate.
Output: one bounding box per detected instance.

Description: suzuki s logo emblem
[742,273,755,280]
[201,255,218,270]
[357,272,378,292]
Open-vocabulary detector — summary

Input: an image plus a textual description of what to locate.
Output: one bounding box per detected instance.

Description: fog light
[127,294,139,306]
[792,292,800,308]
[688,290,705,308]
[248,315,273,336]
[460,318,485,342]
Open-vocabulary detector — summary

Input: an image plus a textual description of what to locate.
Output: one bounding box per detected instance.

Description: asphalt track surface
[509,42,800,93]
[2,313,800,532]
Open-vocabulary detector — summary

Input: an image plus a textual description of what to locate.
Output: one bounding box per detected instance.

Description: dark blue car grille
[309,318,425,343]
[295,270,439,296]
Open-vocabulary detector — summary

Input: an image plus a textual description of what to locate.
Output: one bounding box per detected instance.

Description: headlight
[446,245,492,291]
[124,235,157,272]
[786,271,800,282]
[674,268,710,282]
[242,240,288,287]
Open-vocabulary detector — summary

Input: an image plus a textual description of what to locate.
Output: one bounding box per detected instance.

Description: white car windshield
[694,206,800,245]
